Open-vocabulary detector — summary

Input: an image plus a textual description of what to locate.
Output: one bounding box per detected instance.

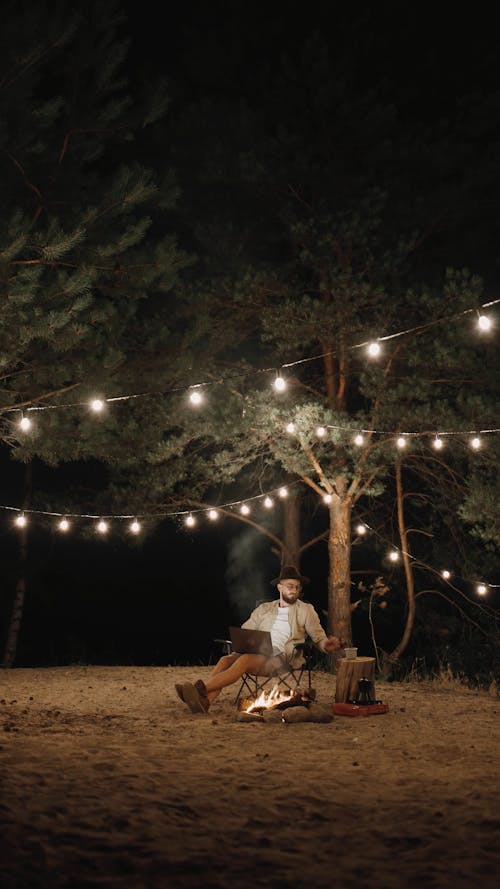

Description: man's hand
[323,635,342,652]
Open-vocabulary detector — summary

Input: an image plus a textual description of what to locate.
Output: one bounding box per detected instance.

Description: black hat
[270,565,310,586]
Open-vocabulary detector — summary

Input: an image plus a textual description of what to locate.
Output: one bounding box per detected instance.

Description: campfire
[236,684,333,724]
[243,685,299,713]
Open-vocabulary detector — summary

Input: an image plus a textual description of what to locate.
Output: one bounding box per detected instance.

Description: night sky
[1,1,499,668]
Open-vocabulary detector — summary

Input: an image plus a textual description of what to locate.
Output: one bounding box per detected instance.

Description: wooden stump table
[334,656,376,703]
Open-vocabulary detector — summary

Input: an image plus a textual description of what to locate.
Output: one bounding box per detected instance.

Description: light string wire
[353,520,499,598]
[2,296,498,416]
[1,485,498,590]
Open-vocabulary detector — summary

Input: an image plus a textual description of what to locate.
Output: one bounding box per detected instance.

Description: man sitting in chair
[176,565,341,714]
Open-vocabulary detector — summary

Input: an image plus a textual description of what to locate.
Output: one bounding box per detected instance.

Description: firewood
[235,711,264,723]
[282,706,312,723]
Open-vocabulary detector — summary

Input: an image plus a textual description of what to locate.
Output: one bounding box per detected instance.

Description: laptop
[229,626,274,656]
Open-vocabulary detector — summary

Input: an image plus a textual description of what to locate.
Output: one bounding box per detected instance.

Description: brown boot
[194,679,210,712]
[182,682,209,714]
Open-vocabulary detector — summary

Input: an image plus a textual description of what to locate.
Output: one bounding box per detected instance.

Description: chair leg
[234,664,313,704]
[234,672,257,703]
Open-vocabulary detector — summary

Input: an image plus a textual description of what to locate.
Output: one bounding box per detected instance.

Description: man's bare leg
[203,653,284,700]
[204,652,241,702]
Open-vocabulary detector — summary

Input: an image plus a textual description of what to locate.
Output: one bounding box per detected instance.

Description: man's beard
[281,591,299,604]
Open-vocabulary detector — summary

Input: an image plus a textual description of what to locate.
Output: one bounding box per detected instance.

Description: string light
[273,375,287,393]
[278,487,288,498]
[433,436,444,450]
[356,520,497,598]
[470,436,481,450]
[19,416,32,431]
[396,436,407,449]
[286,422,296,433]
[189,389,203,406]
[3,297,497,429]
[354,433,364,446]
[367,341,381,357]
[316,426,326,438]
[477,314,492,331]
[1,498,497,595]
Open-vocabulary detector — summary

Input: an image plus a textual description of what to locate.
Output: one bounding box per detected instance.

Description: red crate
[333,702,389,717]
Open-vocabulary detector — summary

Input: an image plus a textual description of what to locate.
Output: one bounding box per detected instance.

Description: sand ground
[0,665,498,889]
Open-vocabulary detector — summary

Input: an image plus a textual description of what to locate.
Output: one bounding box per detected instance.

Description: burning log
[235,685,332,724]
[236,703,334,724]
[238,687,315,715]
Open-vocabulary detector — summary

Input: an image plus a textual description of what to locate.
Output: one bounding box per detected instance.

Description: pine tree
[0,0,190,664]
[111,26,500,654]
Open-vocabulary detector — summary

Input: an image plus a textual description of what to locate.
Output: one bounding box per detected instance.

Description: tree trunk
[388,459,416,661]
[282,491,301,567]
[327,492,352,644]
[2,463,32,669]
[334,656,376,703]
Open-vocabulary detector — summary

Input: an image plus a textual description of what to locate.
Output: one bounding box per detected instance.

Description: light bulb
[97,520,108,534]
[323,493,333,504]
[441,570,451,580]
[185,514,196,527]
[130,520,141,534]
[58,518,70,532]
[189,390,203,405]
[15,514,27,528]
[286,422,296,434]
[208,509,219,521]
[273,375,287,392]
[477,314,492,331]
[19,416,32,431]
[356,524,367,536]
[470,437,481,450]
[264,496,274,508]
[367,342,381,357]
[396,436,407,449]
[389,550,399,562]
[433,437,444,450]
[316,426,326,438]
[240,504,250,515]
[90,399,105,413]
[354,433,364,446]
[476,583,488,596]
[278,487,288,498]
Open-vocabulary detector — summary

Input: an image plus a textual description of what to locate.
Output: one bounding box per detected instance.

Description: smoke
[225,526,275,623]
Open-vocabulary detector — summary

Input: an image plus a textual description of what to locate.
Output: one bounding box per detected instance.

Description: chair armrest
[213,638,232,655]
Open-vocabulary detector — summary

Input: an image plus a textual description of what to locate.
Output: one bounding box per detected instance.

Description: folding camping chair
[213,637,315,703]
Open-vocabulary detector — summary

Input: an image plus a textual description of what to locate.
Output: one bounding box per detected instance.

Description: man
[176,565,341,714]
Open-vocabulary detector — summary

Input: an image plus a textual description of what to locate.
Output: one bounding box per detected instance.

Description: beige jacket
[241,599,328,665]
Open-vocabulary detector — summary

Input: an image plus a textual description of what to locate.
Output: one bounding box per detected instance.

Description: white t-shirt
[270,606,291,654]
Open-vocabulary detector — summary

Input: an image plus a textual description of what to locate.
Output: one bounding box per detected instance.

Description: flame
[245,683,294,713]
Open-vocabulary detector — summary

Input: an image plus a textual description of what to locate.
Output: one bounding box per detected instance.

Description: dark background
[1,1,498,667]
